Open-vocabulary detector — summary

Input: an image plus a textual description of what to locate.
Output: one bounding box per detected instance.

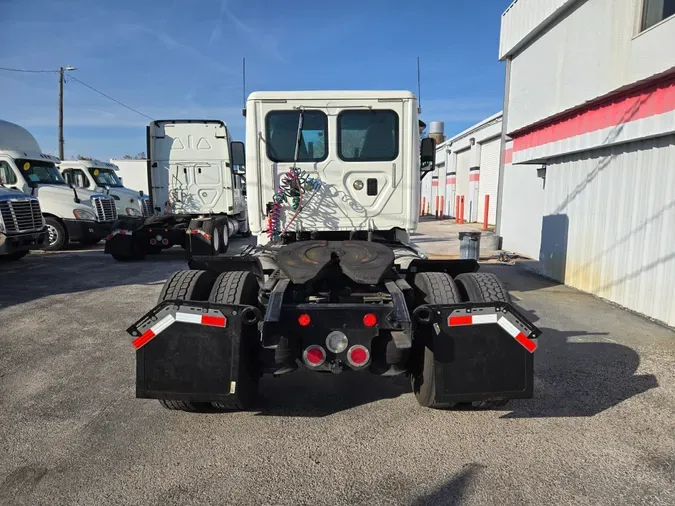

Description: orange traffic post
[455,196,460,223]
[421,197,426,216]
[483,194,490,230]
[459,196,465,224]
[435,196,439,218]
[440,196,445,219]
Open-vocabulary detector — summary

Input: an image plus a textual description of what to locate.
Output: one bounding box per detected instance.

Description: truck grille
[0,199,43,233]
[141,198,153,216]
[92,197,118,222]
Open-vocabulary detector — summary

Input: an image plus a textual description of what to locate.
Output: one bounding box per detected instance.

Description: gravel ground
[1,227,674,506]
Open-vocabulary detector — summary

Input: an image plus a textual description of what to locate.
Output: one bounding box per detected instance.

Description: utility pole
[58,67,64,160]
[58,65,76,160]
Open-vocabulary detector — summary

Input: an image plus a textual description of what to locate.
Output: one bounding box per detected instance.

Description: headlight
[73,209,96,220]
[126,207,142,216]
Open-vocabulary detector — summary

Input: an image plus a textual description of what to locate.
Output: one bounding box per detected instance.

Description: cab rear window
[338,110,399,162]
[266,110,328,163]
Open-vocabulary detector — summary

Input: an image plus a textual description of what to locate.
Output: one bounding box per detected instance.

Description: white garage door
[455,148,470,207]
[478,137,501,225]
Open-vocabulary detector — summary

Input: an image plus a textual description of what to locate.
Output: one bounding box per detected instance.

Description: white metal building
[497,0,675,326]
[110,159,149,195]
[422,112,503,225]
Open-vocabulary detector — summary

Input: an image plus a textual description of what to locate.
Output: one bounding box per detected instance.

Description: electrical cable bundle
[266,166,321,240]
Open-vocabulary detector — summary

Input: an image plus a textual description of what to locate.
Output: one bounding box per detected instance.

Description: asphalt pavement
[1,228,674,506]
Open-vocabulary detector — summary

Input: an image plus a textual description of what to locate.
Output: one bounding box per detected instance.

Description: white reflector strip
[151,314,176,335]
[497,316,520,338]
[471,314,499,325]
[175,312,203,324]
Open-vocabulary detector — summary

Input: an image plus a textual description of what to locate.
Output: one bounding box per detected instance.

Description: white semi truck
[0,186,46,261]
[0,120,117,250]
[123,91,541,413]
[104,119,249,261]
[57,159,152,218]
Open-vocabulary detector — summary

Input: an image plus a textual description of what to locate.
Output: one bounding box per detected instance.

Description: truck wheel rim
[47,224,58,245]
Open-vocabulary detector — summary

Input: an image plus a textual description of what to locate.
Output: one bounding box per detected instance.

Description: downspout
[495,56,512,239]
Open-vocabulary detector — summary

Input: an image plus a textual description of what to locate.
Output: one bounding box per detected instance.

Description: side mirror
[230,141,246,172]
[420,137,436,180]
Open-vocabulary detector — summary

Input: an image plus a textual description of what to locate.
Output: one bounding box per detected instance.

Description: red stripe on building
[504,148,513,164]
[469,173,480,182]
[446,176,456,185]
[512,75,675,152]
[432,180,439,187]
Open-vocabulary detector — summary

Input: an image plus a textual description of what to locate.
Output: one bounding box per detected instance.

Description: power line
[0,66,58,73]
[67,75,153,121]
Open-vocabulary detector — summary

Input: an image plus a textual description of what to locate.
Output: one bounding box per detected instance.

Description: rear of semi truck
[104,120,249,261]
[125,91,541,412]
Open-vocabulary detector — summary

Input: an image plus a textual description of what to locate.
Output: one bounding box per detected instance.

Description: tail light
[149,238,157,245]
[303,345,326,367]
[298,313,311,327]
[347,345,370,368]
[161,238,169,246]
[363,313,377,327]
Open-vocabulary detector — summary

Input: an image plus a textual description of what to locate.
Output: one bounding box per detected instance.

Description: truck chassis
[126,238,541,411]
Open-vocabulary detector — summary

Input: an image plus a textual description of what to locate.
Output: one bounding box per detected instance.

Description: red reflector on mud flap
[448,315,473,326]
[131,311,227,350]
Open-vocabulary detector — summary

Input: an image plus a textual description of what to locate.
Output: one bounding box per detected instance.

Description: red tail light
[347,345,370,367]
[363,313,377,327]
[298,313,311,327]
[303,345,326,367]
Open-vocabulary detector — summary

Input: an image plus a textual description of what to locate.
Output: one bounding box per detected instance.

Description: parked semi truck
[57,159,152,218]
[104,119,249,261]
[0,186,46,261]
[125,91,541,412]
[0,120,117,250]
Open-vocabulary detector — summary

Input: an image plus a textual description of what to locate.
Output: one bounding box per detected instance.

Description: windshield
[89,168,123,187]
[17,159,66,185]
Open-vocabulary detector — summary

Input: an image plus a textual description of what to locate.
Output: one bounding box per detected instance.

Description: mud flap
[126,300,260,403]
[104,217,145,258]
[413,302,541,404]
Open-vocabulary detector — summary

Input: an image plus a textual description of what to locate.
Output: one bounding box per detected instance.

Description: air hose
[266,109,322,241]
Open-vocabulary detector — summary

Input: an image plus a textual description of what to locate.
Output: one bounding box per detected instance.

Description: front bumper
[0,228,47,255]
[63,219,114,242]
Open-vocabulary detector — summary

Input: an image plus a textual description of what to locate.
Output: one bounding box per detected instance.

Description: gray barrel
[459,232,482,260]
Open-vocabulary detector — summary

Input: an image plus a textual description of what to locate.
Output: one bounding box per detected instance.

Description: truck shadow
[251,318,658,419]
[499,325,659,418]
[253,369,411,417]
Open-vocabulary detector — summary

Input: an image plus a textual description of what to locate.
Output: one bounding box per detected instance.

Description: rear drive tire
[44,217,67,251]
[208,271,260,411]
[411,272,462,409]
[156,269,217,412]
[454,272,512,410]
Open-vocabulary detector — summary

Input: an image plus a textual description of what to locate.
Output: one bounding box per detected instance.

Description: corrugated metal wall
[478,137,501,225]
[542,134,675,327]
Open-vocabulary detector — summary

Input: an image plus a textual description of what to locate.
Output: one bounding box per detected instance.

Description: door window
[0,161,17,185]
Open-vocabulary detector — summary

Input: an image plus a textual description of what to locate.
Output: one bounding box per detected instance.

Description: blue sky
[0,0,508,160]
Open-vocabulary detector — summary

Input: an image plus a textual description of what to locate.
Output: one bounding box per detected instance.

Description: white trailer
[104,119,248,261]
[109,159,150,196]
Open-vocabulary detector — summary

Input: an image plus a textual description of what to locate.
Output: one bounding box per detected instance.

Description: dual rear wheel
[411,271,512,410]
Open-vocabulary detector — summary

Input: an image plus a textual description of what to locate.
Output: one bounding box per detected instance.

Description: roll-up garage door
[455,148,470,210]
[478,137,501,225]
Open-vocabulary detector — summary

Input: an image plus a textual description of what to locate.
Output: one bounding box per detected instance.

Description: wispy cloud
[219,0,284,63]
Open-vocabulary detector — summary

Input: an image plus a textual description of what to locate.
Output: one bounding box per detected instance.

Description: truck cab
[0,186,46,260]
[58,159,152,218]
[0,119,117,250]
[244,90,433,247]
